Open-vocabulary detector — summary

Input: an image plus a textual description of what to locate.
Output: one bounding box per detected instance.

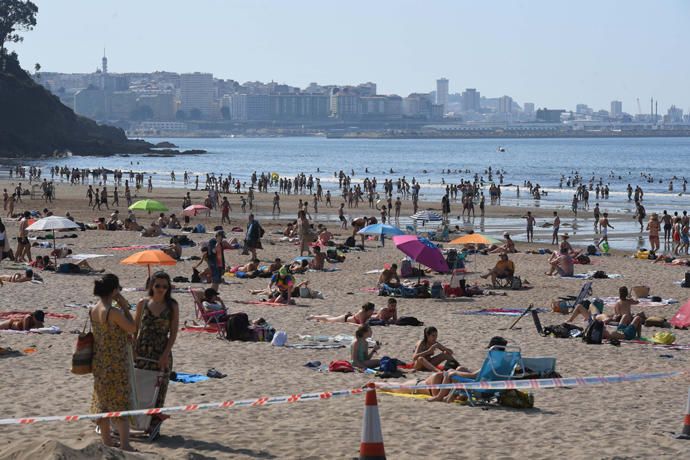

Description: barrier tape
[0,371,680,426]
[375,371,681,392]
[0,388,363,426]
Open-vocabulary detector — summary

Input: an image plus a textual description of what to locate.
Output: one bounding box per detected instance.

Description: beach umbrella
[392,235,449,273]
[183,204,210,217]
[26,216,80,264]
[120,249,176,278]
[410,210,443,225]
[449,233,502,246]
[357,223,405,246]
[129,199,168,214]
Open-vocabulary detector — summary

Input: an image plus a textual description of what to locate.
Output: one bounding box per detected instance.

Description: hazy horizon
[9,0,690,113]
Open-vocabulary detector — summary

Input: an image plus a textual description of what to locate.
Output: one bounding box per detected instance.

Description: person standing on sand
[245,214,263,260]
[221,196,231,225]
[339,203,347,229]
[551,211,560,245]
[646,213,660,252]
[597,212,614,248]
[593,203,601,233]
[571,194,578,216]
[90,274,136,452]
[207,231,226,292]
[523,211,536,243]
[272,192,281,215]
[662,210,673,246]
[634,201,646,232]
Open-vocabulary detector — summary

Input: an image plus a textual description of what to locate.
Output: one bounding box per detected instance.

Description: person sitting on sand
[168,214,181,229]
[568,287,639,327]
[480,253,515,286]
[318,227,333,246]
[546,247,574,277]
[141,222,162,237]
[162,236,182,260]
[567,302,645,341]
[309,246,326,270]
[124,218,143,232]
[268,265,295,304]
[97,217,107,230]
[0,309,44,330]
[283,222,296,237]
[157,213,169,228]
[378,263,401,288]
[201,287,229,322]
[489,233,516,254]
[372,298,398,324]
[351,324,381,369]
[307,302,376,324]
[0,269,35,284]
[412,326,455,371]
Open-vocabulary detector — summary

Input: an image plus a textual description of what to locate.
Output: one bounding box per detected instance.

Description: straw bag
[71,309,94,374]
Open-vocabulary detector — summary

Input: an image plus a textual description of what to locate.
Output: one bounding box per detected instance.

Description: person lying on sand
[56,260,105,275]
[568,287,639,327]
[307,302,376,324]
[0,269,35,284]
[289,259,309,274]
[0,309,44,330]
[372,298,398,324]
[387,369,476,402]
[413,326,455,371]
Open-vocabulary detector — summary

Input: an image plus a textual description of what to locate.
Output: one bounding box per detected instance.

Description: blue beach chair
[451,346,525,405]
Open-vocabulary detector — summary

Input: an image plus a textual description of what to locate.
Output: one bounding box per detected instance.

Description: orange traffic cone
[360,383,386,460]
[677,387,690,439]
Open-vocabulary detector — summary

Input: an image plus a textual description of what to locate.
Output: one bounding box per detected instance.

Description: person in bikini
[350,324,381,369]
[307,302,376,324]
[0,310,44,330]
[0,268,35,284]
[412,326,455,371]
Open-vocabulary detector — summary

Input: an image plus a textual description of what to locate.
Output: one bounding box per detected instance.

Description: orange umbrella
[120,249,177,278]
[449,233,502,245]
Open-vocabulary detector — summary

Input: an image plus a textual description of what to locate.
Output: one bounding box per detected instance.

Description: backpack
[511,276,523,290]
[587,245,597,255]
[498,390,534,409]
[379,356,398,373]
[400,258,413,277]
[226,313,252,341]
[582,320,604,344]
[396,316,424,326]
[345,236,356,247]
[328,360,354,373]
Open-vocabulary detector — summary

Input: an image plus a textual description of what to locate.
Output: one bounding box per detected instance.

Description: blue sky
[10,0,690,113]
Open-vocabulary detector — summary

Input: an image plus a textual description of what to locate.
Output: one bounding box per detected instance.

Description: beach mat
[458,308,548,317]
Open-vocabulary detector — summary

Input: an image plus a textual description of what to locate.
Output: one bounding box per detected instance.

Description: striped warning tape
[0,371,680,426]
[375,371,681,392]
[0,388,363,426]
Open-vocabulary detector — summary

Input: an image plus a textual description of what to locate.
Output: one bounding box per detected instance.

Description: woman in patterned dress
[91,274,136,451]
[134,271,179,430]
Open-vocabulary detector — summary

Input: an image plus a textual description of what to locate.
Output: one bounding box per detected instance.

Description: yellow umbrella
[120,249,176,278]
[449,233,502,245]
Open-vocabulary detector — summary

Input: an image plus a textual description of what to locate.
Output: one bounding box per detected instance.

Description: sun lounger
[556,281,593,313]
[190,288,227,338]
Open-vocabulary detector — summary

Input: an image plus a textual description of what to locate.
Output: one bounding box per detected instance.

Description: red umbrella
[183,204,210,217]
[392,235,449,273]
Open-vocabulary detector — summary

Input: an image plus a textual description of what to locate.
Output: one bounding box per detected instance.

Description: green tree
[175,110,187,120]
[0,1,38,56]
[130,105,154,121]
[189,108,202,120]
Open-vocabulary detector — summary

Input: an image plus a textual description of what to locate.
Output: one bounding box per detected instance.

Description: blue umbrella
[357,223,405,247]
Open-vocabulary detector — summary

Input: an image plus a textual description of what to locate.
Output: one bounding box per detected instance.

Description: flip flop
[206,368,227,379]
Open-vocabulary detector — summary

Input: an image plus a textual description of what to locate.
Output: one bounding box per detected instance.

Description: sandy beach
[1,178,689,460]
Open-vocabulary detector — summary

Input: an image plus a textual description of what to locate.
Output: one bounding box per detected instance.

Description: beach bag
[226,313,251,341]
[510,277,523,290]
[651,331,676,345]
[645,316,668,328]
[498,390,534,409]
[193,223,206,233]
[328,360,354,373]
[396,316,423,326]
[592,270,608,279]
[400,258,413,277]
[587,245,597,255]
[543,323,574,339]
[71,310,94,375]
[582,320,604,344]
[379,356,398,373]
[430,282,443,298]
[271,331,288,347]
[345,236,356,247]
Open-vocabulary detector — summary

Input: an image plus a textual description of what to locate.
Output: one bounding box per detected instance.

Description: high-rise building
[436,78,449,113]
[461,88,480,112]
[536,108,565,123]
[498,95,513,114]
[523,102,535,115]
[666,105,684,123]
[102,49,108,74]
[180,72,215,119]
[610,100,623,118]
[575,104,592,115]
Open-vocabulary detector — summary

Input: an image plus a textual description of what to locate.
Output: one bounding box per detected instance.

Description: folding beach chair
[451,346,525,406]
[189,288,227,338]
[556,281,593,313]
[519,357,557,378]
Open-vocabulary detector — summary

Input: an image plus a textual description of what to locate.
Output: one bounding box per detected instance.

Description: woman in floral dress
[91,274,136,451]
[134,271,179,430]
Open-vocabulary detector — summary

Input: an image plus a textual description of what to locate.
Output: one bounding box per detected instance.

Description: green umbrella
[128,199,168,214]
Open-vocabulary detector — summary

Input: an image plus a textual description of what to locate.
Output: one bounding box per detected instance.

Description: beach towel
[69,254,113,261]
[181,325,221,333]
[365,269,384,274]
[0,326,61,335]
[458,308,548,317]
[671,300,690,329]
[171,372,210,384]
[602,297,678,308]
[308,268,340,272]
[561,272,622,280]
[285,343,346,349]
[380,390,467,404]
[233,300,304,307]
[109,244,166,251]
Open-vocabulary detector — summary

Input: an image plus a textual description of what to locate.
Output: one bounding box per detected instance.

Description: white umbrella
[26,216,80,264]
[410,210,443,231]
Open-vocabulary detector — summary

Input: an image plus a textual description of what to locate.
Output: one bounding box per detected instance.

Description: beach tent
[671,300,690,329]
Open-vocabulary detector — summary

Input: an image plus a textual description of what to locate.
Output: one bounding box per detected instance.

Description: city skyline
[9,0,690,114]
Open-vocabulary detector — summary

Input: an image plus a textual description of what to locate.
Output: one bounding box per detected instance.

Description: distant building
[136,93,176,121]
[180,72,215,119]
[384,95,402,118]
[231,94,271,121]
[610,100,623,118]
[107,91,137,120]
[357,82,377,97]
[575,104,593,115]
[666,105,684,123]
[461,88,480,112]
[330,88,360,119]
[536,108,565,123]
[74,86,106,119]
[403,93,434,118]
[498,95,513,114]
[523,102,535,115]
[139,121,187,131]
[436,78,449,113]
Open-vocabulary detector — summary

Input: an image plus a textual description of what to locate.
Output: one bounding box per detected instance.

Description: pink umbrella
[392,235,449,273]
[183,204,210,217]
